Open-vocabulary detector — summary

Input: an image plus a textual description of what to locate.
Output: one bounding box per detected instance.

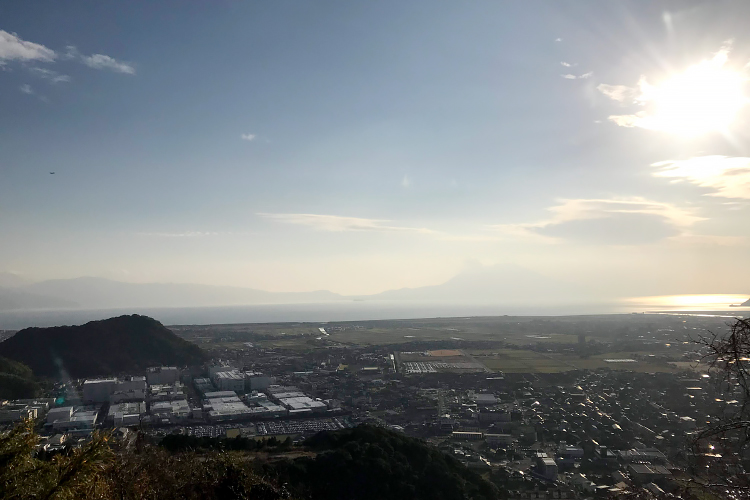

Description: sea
[0,295,747,330]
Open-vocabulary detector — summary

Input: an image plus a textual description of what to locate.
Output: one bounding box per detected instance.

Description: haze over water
[0,294,746,330]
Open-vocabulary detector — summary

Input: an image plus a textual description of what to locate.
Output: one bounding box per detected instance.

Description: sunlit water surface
[0,295,747,329]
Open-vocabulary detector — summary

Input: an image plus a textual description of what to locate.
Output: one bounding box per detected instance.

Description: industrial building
[146,367,180,386]
[149,382,186,402]
[213,370,245,392]
[244,371,272,391]
[108,402,146,426]
[452,431,484,440]
[535,456,558,481]
[82,379,118,403]
[47,406,74,424]
[150,400,190,421]
[208,364,236,377]
[0,399,50,423]
[52,409,98,432]
[193,377,215,396]
[118,376,147,392]
[627,464,671,484]
[485,433,514,446]
[277,395,327,414]
[203,391,253,421]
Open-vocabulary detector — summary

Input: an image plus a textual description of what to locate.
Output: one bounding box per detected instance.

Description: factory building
[149,382,186,402]
[52,409,98,432]
[277,395,327,414]
[150,400,190,421]
[82,379,118,403]
[118,376,147,392]
[47,406,74,424]
[244,372,273,391]
[213,370,245,392]
[535,456,558,481]
[203,391,253,421]
[108,402,146,426]
[146,367,180,386]
[0,399,50,424]
[193,377,215,396]
[208,364,236,377]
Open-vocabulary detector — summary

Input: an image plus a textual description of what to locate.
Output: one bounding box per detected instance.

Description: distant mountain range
[1,269,746,313]
[0,275,345,311]
[0,314,207,379]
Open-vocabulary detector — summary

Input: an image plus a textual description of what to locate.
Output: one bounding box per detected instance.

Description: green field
[470,349,685,374]
[175,313,718,375]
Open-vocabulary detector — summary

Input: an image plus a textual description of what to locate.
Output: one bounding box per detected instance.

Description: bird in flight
[50,172,55,174]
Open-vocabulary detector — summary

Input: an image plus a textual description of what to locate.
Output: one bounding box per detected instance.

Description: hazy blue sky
[1,1,749,297]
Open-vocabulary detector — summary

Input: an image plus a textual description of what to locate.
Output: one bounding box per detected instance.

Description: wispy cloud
[401,174,411,188]
[0,30,55,62]
[259,213,437,234]
[596,83,633,103]
[561,71,593,80]
[80,53,135,74]
[259,213,502,243]
[137,231,220,238]
[29,66,70,83]
[0,32,135,82]
[490,197,704,245]
[543,198,701,226]
[241,133,256,141]
[60,45,135,74]
[560,61,574,67]
[653,156,750,199]
[19,83,33,94]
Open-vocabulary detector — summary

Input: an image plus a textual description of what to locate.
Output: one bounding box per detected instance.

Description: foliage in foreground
[0,421,498,500]
[0,419,287,500]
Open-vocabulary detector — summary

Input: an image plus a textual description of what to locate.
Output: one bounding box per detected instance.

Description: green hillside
[0,356,42,399]
[0,315,207,379]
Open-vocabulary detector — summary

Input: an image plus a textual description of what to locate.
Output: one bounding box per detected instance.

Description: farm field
[470,349,687,374]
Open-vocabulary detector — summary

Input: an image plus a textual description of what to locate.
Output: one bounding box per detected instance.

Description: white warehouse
[213,370,245,392]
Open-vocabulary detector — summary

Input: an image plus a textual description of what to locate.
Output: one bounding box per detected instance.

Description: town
[0,312,742,499]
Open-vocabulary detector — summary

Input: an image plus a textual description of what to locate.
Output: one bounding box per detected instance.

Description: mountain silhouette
[0,314,207,379]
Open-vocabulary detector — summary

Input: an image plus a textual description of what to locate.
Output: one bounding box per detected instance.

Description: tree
[0,419,112,499]
[691,318,750,495]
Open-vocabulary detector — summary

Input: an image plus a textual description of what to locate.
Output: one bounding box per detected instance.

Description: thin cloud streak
[258,213,436,234]
[137,231,220,237]
[561,72,593,80]
[81,53,135,74]
[259,213,500,242]
[29,66,70,83]
[489,197,705,243]
[653,156,750,199]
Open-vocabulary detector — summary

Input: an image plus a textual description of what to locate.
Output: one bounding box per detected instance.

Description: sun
[636,49,748,136]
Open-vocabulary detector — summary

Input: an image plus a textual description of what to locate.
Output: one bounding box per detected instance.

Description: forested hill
[0,356,42,399]
[272,425,498,500]
[0,314,207,379]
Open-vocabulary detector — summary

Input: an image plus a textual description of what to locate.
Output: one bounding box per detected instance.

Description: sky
[1,0,750,298]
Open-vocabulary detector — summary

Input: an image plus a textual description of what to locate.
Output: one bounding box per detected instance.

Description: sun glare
[636,50,748,136]
[627,294,749,310]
